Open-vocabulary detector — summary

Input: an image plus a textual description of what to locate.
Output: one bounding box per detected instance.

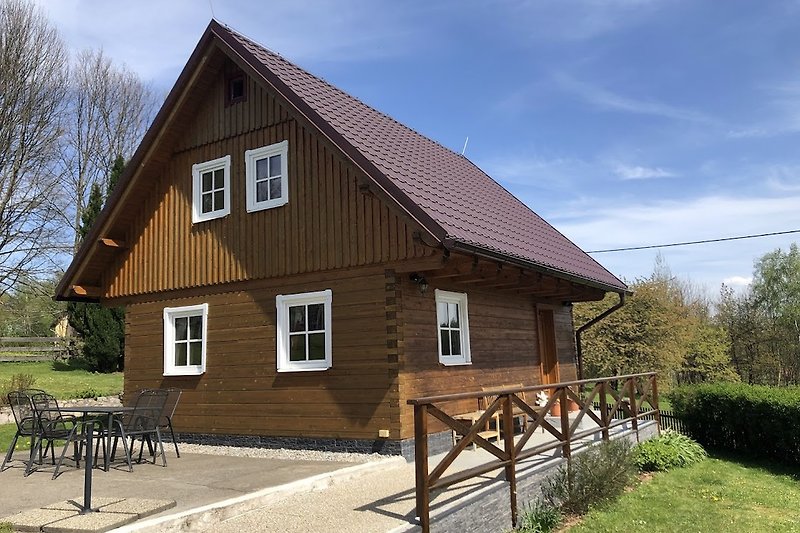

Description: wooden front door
[538,309,560,385]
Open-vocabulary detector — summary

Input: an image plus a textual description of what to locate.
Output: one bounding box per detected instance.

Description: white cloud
[541,194,800,292]
[723,276,752,287]
[554,73,717,124]
[33,0,429,84]
[614,164,676,180]
[726,78,800,138]
[478,154,598,193]
[508,0,666,42]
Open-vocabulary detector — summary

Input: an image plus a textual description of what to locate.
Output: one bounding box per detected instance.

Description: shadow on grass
[51,358,94,372]
[707,449,800,480]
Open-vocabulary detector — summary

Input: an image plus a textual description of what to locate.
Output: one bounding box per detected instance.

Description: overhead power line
[587,229,800,254]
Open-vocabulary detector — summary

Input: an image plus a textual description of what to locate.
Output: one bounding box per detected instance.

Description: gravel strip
[178,443,387,463]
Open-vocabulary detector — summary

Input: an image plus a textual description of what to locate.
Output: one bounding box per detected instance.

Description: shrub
[541,439,636,515]
[670,383,800,464]
[633,430,707,472]
[516,500,562,533]
[0,373,37,405]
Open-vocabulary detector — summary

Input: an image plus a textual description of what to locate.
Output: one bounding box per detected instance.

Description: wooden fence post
[559,387,571,459]
[651,374,661,436]
[628,378,639,442]
[414,404,430,533]
[600,380,609,441]
[503,393,518,527]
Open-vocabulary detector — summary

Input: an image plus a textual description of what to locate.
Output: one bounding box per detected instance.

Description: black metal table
[60,405,135,472]
[51,405,134,513]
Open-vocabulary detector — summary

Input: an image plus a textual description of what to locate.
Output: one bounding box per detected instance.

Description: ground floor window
[435,289,471,366]
[276,289,332,372]
[163,303,208,376]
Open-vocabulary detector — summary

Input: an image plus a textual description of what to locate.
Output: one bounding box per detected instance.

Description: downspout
[575,292,626,380]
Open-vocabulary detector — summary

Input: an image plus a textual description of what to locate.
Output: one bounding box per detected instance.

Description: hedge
[669,382,800,464]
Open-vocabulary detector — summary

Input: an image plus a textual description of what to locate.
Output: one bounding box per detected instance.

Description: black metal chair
[159,388,182,458]
[28,393,77,475]
[1,391,38,474]
[109,389,169,468]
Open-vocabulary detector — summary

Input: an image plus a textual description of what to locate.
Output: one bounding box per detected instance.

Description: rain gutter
[575,292,626,380]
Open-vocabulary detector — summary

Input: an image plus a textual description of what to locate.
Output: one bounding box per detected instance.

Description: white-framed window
[245,140,288,212]
[276,289,332,372]
[435,289,471,366]
[163,303,208,376]
[192,155,231,223]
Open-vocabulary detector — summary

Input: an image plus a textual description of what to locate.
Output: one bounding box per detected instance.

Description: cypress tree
[67,157,126,372]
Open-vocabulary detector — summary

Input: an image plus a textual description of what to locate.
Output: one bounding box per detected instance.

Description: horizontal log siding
[105,69,431,298]
[398,277,565,440]
[123,267,395,440]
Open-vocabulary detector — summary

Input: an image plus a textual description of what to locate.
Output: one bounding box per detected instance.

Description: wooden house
[56,21,627,456]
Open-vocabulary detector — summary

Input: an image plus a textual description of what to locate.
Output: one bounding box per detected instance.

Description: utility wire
[587,229,800,254]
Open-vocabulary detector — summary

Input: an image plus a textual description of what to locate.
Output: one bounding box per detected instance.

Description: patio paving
[0,414,655,532]
[0,448,382,532]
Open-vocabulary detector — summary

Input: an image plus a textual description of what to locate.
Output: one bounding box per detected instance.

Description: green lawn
[0,422,31,453]
[0,361,122,456]
[0,361,122,400]
[569,455,800,532]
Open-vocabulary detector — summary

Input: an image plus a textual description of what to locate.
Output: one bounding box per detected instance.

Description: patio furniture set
[1,388,181,478]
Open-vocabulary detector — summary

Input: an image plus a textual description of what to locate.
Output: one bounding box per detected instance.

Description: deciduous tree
[0,0,69,295]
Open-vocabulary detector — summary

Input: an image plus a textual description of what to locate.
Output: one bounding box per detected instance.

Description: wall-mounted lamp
[410,273,429,294]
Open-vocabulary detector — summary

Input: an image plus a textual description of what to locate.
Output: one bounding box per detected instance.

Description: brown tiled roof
[220,24,626,292]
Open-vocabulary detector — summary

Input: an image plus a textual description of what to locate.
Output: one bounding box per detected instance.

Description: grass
[0,523,11,533]
[569,454,800,532]
[0,360,122,400]
[0,360,123,457]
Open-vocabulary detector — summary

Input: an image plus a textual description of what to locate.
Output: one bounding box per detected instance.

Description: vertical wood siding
[124,267,394,439]
[105,69,431,299]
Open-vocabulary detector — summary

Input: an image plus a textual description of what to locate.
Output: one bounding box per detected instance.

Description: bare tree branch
[0,0,68,297]
[61,48,159,252]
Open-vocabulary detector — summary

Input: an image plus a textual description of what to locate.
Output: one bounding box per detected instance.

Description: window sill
[277,364,331,373]
[192,211,230,224]
[163,368,205,377]
[439,360,472,367]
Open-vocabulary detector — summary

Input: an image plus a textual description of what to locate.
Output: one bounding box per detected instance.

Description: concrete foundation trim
[177,430,455,461]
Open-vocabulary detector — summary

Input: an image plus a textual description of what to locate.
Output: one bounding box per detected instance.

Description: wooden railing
[407,372,659,532]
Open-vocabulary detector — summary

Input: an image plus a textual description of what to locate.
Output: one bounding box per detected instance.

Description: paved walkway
[211,461,418,533]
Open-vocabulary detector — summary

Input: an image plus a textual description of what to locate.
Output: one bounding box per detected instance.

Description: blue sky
[38,0,800,294]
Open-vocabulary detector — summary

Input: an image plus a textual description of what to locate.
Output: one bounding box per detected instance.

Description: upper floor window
[163,303,208,376]
[276,289,332,372]
[435,289,471,366]
[192,155,231,223]
[245,141,288,212]
[226,74,246,105]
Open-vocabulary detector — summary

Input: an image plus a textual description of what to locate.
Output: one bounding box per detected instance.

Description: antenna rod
[461,136,469,156]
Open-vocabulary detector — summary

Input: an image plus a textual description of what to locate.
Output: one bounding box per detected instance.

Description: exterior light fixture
[410,273,429,294]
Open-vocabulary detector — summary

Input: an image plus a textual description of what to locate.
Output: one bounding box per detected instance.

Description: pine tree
[67,156,127,372]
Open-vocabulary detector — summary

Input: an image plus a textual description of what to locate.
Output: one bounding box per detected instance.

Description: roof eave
[443,238,629,295]
[55,23,221,301]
